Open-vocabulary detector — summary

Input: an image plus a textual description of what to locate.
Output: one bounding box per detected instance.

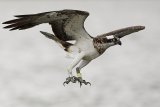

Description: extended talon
[83,80,91,86]
[63,76,77,86]
[75,77,91,87]
[63,81,69,86]
[63,76,91,87]
[82,80,91,86]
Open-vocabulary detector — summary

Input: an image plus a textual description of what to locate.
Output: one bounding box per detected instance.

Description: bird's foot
[75,77,91,87]
[63,76,77,86]
[63,76,91,87]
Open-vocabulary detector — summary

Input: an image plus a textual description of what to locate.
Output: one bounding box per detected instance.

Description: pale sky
[0,1,160,107]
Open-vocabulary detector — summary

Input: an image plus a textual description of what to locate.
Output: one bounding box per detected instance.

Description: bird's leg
[75,60,91,87]
[63,52,85,86]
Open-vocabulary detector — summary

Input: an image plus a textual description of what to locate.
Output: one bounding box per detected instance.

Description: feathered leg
[63,52,85,86]
[76,60,90,77]
[75,60,91,87]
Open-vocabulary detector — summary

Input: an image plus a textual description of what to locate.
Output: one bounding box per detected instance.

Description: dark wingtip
[139,26,145,30]
[2,18,20,24]
[142,26,145,30]
[130,26,145,32]
[10,27,18,31]
[2,21,9,24]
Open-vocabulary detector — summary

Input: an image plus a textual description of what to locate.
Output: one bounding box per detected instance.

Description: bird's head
[113,36,122,46]
[101,36,122,47]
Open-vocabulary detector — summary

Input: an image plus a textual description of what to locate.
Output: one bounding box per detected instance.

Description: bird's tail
[40,31,73,51]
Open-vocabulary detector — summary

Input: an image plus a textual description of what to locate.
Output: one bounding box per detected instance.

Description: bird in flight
[3,9,145,87]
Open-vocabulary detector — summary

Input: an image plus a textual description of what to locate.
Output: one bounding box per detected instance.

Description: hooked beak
[117,40,122,45]
[113,36,122,46]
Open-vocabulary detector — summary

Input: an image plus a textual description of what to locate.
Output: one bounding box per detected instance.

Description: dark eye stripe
[107,39,114,43]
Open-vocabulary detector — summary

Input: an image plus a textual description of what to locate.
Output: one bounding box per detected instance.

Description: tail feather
[40,31,73,51]
[40,31,60,42]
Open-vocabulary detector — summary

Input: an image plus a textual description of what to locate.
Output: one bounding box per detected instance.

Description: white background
[0,1,160,107]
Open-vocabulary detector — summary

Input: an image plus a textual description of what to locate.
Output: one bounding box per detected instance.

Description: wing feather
[50,9,92,41]
[2,9,92,42]
[2,10,67,30]
[98,26,145,38]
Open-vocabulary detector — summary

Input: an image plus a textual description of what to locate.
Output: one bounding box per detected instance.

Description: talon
[63,81,69,86]
[63,78,70,86]
[86,82,91,86]
[82,80,91,86]
[77,77,91,87]
[63,76,91,87]
[63,76,76,86]
[63,82,67,86]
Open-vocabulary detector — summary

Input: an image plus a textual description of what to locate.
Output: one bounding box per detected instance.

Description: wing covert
[50,9,92,41]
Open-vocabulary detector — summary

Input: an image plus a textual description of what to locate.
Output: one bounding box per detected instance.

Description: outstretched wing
[2,9,92,41]
[49,9,92,41]
[2,11,68,30]
[97,26,145,38]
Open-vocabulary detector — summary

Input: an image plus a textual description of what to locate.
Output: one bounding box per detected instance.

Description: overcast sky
[0,1,160,107]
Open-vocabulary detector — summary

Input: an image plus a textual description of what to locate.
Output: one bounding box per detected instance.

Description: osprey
[3,9,145,87]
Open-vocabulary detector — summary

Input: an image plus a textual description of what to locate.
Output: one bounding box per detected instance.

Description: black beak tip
[142,26,145,30]
[118,41,122,46]
[139,26,145,30]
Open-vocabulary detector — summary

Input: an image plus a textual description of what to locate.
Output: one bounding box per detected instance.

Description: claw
[63,81,68,86]
[83,80,91,86]
[63,76,91,87]
[63,76,76,86]
[87,82,91,86]
[63,78,70,86]
[75,77,91,87]
[82,80,91,86]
